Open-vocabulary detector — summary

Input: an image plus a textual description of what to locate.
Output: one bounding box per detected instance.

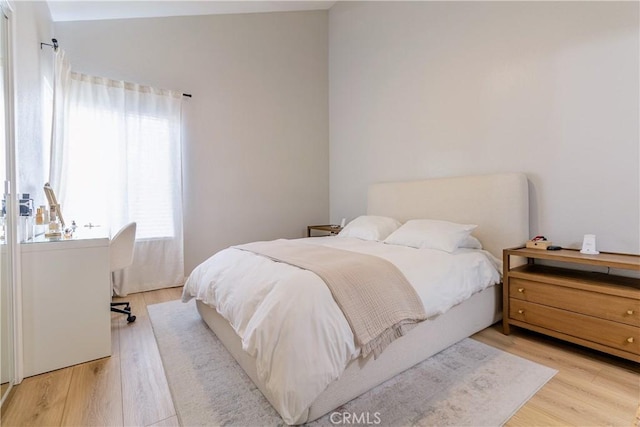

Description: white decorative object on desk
[580,234,599,254]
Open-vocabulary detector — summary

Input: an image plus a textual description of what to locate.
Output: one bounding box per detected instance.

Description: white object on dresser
[20,228,111,377]
[580,233,599,254]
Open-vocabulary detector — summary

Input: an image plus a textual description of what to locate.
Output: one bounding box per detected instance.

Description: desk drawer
[510,278,640,327]
[509,299,639,355]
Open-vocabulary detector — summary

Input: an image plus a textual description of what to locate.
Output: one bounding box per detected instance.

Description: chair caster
[127,315,136,323]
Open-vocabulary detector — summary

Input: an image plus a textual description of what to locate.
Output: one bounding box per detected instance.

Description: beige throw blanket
[234,240,427,358]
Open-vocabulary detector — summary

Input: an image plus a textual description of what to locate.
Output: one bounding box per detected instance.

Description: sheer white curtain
[49,50,71,191]
[49,50,184,295]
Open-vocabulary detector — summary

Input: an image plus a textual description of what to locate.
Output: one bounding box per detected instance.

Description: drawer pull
[517,288,525,293]
[517,309,524,314]
[627,310,634,315]
[627,337,634,343]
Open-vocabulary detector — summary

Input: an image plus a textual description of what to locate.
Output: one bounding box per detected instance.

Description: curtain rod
[40,37,193,98]
[40,38,58,51]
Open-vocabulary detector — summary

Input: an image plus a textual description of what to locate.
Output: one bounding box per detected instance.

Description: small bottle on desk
[34,207,46,237]
[46,205,62,238]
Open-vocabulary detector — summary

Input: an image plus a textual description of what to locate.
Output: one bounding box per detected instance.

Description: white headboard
[367,173,529,259]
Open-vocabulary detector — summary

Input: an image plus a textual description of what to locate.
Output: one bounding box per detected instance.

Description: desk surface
[21,227,109,252]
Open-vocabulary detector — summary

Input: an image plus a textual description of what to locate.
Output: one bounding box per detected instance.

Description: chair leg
[111,301,136,323]
[111,301,130,309]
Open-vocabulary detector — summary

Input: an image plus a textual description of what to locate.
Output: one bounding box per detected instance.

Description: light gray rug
[148,300,556,427]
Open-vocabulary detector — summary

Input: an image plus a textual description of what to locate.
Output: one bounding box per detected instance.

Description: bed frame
[195,172,529,424]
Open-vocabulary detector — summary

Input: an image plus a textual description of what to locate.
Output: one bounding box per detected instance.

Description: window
[50,67,185,293]
[64,105,178,239]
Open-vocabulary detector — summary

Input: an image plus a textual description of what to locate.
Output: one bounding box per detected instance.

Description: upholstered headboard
[367,173,529,259]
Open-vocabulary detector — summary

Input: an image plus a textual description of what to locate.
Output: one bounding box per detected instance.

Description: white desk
[21,228,111,377]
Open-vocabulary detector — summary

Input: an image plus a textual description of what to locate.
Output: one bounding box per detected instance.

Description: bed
[182,172,529,424]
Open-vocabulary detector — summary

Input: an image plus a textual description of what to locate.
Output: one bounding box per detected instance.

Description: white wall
[329,1,639,253]
[15,1,53,209]
[7,0,53,388]
[54,10,329,273]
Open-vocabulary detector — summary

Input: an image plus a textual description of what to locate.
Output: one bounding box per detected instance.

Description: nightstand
[502,246,640,362]
[307,224,342,237]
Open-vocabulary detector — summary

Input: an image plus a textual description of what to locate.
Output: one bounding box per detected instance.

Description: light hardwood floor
[2,286,638,426]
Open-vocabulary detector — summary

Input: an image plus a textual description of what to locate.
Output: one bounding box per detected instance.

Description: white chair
[110,222,137,323]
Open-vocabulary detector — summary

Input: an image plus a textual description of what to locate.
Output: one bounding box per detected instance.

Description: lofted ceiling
[46,0,337,22]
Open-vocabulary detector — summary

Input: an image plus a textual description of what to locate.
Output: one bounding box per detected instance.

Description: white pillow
[384,219,478,253]
[338,215,402,241]
[459,235,483,249]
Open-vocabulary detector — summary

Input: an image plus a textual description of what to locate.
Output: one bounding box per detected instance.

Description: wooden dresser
[502,247,640,362]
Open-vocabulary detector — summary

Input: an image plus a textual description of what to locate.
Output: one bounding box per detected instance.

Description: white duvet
[182,237,501,424]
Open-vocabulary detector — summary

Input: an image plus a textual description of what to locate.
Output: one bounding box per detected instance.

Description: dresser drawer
[509,299,639,355]
[510,278,640,327]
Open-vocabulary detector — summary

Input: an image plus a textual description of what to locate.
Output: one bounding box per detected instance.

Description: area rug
[148,300,556,426]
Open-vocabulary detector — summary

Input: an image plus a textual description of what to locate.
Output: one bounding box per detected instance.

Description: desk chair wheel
[111,301,135,322]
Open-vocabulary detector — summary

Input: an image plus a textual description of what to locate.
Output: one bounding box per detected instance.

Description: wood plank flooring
[474,325,640,427]
[1,287,182,427]
[2,286,639,426]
